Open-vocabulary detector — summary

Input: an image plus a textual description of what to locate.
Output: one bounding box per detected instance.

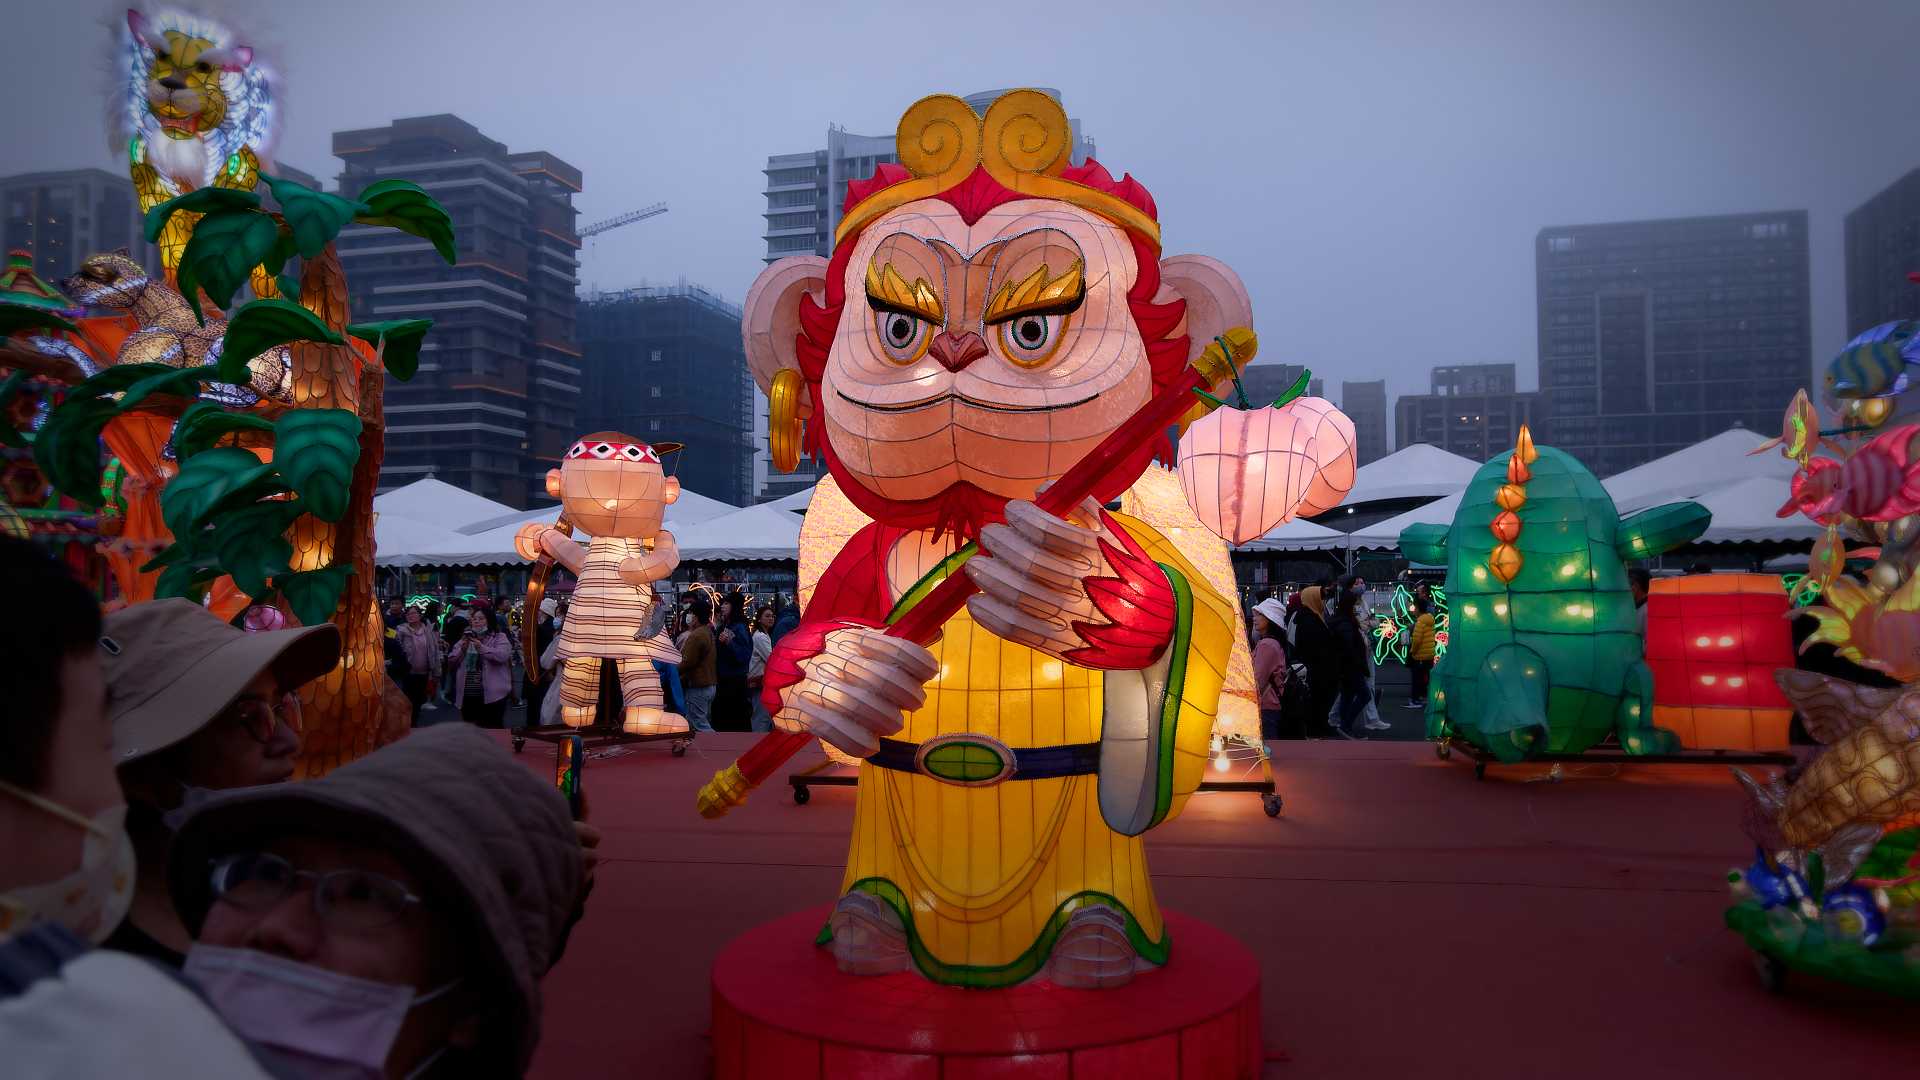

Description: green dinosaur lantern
[1399,426,1711,762]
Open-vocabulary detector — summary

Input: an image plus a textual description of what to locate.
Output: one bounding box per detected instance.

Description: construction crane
[580,203,668,243]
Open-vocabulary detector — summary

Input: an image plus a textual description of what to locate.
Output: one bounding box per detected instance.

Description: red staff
[695,330,1254,817]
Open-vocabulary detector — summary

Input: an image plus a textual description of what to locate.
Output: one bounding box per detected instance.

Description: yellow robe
[832,514,1234,986]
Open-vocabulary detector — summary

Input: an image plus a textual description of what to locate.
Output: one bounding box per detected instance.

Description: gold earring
[769,369,804,473]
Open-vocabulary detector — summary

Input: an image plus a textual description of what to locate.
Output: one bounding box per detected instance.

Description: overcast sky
[7,0,1919,405]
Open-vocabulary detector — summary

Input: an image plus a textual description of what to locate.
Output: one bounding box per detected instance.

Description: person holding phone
[448,610,514,729]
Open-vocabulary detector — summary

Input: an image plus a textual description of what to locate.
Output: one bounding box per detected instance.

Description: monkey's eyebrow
[983,260,1085,324]
[864,261,944,323]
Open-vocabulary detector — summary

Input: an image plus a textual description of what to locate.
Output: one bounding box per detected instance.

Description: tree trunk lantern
[1644,573,1796,750]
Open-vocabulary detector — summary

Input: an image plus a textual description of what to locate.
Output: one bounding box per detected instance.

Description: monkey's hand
[514,522,549,561]
[618,529,680,586]
[766,624,938,758]
[965,497,1177,669]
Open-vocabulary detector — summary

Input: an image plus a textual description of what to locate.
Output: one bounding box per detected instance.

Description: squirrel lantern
[516,434,683,733]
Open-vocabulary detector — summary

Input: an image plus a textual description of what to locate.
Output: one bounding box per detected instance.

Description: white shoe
[1364,718,1392,731]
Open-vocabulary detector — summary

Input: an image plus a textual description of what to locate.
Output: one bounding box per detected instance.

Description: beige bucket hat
[102,599,341,763]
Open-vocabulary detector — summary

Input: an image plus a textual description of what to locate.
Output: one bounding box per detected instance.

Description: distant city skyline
[7,1,1917,414]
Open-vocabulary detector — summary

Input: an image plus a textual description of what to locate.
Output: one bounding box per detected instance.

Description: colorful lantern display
[1643,573,1795,750]
[515,434,684,733]
[1400,426,1710,761]
[1723,315,1920,996]
[1175,364,1357,544]
[707,90,1266,992]
[1372,582,1448,666]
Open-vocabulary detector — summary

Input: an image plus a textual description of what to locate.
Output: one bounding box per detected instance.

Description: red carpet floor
[511,734,1919,1078]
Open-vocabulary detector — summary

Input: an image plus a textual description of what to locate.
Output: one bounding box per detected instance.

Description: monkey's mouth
[836,390,1099,414]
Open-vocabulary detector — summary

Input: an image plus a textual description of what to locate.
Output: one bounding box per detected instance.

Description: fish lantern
[1644,573,1796,750]
[1176,366,1357,544]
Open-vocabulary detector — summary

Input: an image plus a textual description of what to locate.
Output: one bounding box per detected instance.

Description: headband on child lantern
[833,89,1160,248]
[563,439,685,464]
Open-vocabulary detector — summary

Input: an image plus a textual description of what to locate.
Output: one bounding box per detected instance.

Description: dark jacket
[1326,607,1369,685]
[772,607,800,644]
[715,620,752,679]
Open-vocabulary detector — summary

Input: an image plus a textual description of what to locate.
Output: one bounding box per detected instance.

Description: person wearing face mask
[0,538,275,1078]
[102,599,341,969]
[167,722,586,1079]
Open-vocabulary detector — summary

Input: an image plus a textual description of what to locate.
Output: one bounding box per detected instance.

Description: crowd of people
[376,584,800,735]
[1248,573,1434,741]
[0,537,599,1078]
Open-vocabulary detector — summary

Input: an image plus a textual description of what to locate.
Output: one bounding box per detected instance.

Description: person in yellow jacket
[1406,585,1438,708]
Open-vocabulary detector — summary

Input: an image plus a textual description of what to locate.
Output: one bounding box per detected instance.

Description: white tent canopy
[1347,490,1464,554]
[372,514,473,568]
[1235,516,1352,553]
[372,478,516,531]
[451,488,738,538]
[1602,428,1796,513]
[378,485,741,568]
[763,486,814,512]
[1690,476,1822,545]
[671,504,801,561]
[1341,444,1483,506]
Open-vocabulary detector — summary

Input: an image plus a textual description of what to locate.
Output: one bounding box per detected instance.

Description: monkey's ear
[545,469,563,499]
[1158,254,1252,372]
[662,476,681,505]
[113,247,131,257]
[742,255,828,397]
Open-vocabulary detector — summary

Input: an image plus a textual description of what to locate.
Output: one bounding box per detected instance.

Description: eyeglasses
[227,692,302,744]
[208,852,424,931]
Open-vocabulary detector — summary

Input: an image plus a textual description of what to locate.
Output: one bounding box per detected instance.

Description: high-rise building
[0,168,161,283]
[577,284,754,507]
[761,89,1096,266]
[756,89,1095,502]
[332,115,582,508]
[1846,168,1920,335]
[1340,379,1389,465]
[1236,363,1324,406]
[1536,211,1810,477]
[1394,363,1541,464]
[1843,169,1920,423]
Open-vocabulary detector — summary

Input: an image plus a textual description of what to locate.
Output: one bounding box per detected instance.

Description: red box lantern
[1644,573,1796,749]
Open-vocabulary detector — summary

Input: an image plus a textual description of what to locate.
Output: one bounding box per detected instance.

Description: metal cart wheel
[1262,794,1282,818]
[1435,742,1451,760]
[1473,761,1487,781]
[1753,952,1787,994]
[512,735,526,754]
[793,784,811,805]
[671,739,690,757]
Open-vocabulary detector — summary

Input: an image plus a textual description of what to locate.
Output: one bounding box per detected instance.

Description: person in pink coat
[448,608,515,728]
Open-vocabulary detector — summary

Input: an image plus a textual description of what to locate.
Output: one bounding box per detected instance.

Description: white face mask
[0,782,135,945]
[185,944,459,1080]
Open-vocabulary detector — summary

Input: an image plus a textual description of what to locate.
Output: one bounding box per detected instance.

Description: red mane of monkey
[795,161,1189,538]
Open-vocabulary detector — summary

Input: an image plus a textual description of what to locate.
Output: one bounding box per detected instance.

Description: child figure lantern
[704,90,1354,990]
[516,435,682,733]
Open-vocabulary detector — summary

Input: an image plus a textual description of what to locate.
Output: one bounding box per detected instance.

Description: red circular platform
[710,906,1263,1078]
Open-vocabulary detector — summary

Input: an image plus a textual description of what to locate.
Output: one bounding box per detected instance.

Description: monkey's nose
[927,331,988,373]
[159,76,186,91]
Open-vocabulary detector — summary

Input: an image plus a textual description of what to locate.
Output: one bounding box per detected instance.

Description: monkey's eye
[196,61,211,74]
[997,313,1067,367]
[874,310,932,365]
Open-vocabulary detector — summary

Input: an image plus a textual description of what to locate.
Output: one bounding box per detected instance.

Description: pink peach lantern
[1176,366,1358,544]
